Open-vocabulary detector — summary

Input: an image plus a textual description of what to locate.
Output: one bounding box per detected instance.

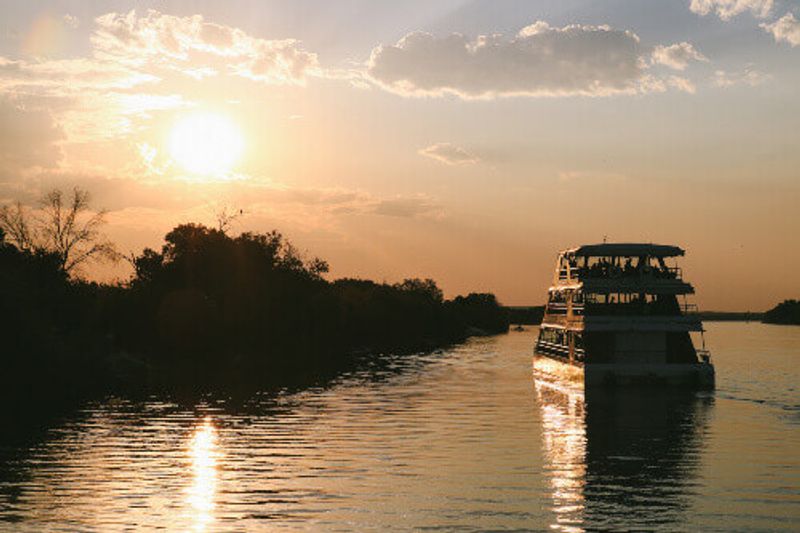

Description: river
[1,322,798,531]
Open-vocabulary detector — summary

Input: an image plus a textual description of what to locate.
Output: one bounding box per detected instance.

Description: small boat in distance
[533,243,715,389]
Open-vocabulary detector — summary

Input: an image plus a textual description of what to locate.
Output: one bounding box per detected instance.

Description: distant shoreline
[691,311,764,322]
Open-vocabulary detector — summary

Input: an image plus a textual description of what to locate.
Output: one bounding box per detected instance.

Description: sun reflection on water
[535,377,587,533]
[187,417,220,531]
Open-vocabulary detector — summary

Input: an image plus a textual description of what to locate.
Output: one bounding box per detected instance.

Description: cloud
[222,185,442,220]
[713,66,769,87]
[651,42,708,70]
[668,75,697,93]
[0,9,327,175]
[92,10,319,84]
[371,196,441,218]
[367,21,662,99]
[274,188,442,219]
[1,169,443,225]
[0,52,183,144]
[558,170,627,183]
[761,12,800,47]
[0,98,63,176]
[0,55,157,94]
[63,14,80,29]
[419,143,479,165]
[689,0,773,20]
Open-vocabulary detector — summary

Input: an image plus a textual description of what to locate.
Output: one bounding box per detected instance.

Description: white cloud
[63,14,80,29]
[761,12,800,47]
[0,56,157,94]
[651,42,708,70]
[0,9,326,171]
[419,143,479,165]
[367,21,661,99]
[637,74,668,93]
[92,10,319,84]
[667,75,697,93]
[689,0,773,20]
[713,67,769,87]
[0,56,189,143]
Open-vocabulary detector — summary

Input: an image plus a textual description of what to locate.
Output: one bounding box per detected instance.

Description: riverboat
[533,243,715,388]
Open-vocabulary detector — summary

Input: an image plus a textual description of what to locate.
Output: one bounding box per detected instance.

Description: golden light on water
[187,417,220,531]
[169,112,244,177]
[535,379,586,533]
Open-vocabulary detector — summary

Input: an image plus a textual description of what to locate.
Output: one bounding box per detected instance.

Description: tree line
[762,300,800,325]
[0,188,509,410]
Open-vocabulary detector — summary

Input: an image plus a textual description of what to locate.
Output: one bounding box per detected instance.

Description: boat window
[539,328,568,346]
[575,255,681,280]
[583,293,685,315]
[548,291,567,303]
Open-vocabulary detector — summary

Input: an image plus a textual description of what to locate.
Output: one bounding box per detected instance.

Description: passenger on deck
[624,258,634,275]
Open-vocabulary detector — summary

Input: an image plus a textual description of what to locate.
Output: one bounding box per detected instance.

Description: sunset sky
[1,0,798,310]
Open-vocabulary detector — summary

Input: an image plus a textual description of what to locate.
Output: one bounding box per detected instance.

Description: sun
[168,112,244,176]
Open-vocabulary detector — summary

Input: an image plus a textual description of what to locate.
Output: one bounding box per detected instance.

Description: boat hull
[533,351,715,389]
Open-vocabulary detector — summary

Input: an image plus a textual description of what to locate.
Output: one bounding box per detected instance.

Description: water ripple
[1,325,799,531]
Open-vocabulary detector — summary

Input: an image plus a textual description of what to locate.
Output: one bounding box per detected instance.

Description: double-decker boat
[533,243,715,388]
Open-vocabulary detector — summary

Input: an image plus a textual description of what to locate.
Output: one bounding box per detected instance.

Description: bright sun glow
[169,112,244,176]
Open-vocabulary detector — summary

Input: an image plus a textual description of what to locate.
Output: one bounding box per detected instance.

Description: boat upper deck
[552,242,694,294]
[565,243,685,258]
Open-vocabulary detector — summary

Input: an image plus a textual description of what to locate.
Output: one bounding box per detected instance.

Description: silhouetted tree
[0,187,117,275]
[763,299,800,325]
[215,207,244,234]
[394,278,444,303]
[1,205,509,404]
[0,201,33,250]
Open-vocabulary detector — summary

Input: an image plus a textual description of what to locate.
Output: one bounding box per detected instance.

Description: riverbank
[1,223,509,419]
[693,311,764,321]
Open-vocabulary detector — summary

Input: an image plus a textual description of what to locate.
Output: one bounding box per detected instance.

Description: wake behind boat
[533,243,715,389]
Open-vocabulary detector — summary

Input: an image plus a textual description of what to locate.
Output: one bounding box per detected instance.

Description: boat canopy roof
[565,243,685,258]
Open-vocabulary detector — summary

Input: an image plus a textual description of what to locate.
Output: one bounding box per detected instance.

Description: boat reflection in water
[535,371,713,531]
[535,378,586,532]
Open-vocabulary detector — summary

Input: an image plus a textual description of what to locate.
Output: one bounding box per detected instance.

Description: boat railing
[696,349,712,364]
[536,340,570,358]
[570,265,683,281]
[536,341,585,365]
[681,303,699,314]
[584,301,695,316]
[546,303,569,314]
[666,266,682,278]
[546,302,586,315]
[574,347,585,362]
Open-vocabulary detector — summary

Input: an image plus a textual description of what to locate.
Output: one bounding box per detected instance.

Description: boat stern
[584,362,715,389]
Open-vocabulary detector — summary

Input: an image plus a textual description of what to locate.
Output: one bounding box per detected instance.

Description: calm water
[1,322,798,531]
